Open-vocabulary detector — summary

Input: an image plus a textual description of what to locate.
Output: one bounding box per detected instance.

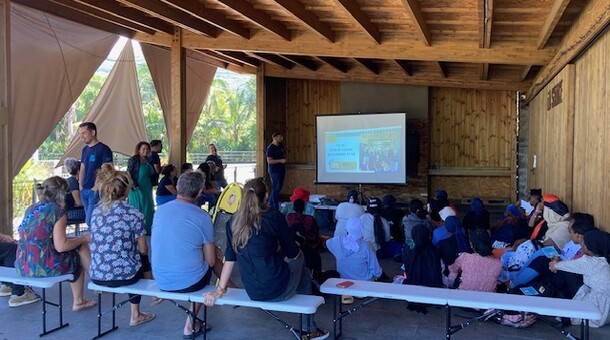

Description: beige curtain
[59,41,148,166]
[10,4,118,177]
[140,44,216,145]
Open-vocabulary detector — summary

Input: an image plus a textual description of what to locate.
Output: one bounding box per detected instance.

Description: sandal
[130,312,155,326]
[150,297,164,306]
[183,322,211,339]
[72,299,97,312]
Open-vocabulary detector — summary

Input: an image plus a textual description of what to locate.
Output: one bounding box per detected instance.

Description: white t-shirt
[359,213,391,251]
[334,202,365,237]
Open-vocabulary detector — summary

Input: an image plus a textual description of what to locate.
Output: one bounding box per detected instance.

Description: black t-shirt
[64,176,79,209]
[156,175,176,196]
[225,209,299,301]
[148,152,161,186]
[205,154,225,181]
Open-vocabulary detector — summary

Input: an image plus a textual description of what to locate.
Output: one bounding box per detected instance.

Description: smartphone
[336,280,354,288]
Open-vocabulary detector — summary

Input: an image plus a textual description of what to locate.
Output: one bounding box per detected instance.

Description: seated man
[0,233,40,307]
[152,171,232,338]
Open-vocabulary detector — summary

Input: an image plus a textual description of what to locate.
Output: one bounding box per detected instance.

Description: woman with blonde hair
[15,176,95,311]
[89,164,155,326]
[203,177,329,340]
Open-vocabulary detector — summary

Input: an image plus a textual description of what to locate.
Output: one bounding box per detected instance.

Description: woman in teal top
[127,141,155,235]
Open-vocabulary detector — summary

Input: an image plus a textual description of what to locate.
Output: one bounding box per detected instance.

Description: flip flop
[72,299,97,312]
[182,323,211,339]
[150,297,164,306]
[130,312,155,327]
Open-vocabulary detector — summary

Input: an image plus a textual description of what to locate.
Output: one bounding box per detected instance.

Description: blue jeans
[269,171,285,210]
[80,189,100,225]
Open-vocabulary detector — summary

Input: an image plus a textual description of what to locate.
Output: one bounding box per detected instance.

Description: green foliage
[12,159,54,219]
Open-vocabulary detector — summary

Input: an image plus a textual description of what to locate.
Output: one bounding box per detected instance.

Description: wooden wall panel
[572,30,610,231]
[527,66,575,207]
[430,88,517,200]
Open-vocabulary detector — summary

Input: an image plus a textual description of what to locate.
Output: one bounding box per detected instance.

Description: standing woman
[89,165,155,326]
[15,176,95,311]
[155,164,178,206]
[127,141,155,235]
[203,177,329,340]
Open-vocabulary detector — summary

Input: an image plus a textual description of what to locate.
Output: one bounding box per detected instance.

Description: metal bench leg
[446,305,451,340]
[39,283,70,337]
[332,294,343,340]
[260,309,300,339]
[93,292,124,339]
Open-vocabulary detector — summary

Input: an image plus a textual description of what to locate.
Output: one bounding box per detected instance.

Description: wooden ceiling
[14,0,607,96]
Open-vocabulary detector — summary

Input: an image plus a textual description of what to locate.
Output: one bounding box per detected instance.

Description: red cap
[290,186,310,202]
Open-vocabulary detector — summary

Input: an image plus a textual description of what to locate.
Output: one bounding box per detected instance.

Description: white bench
[89,279,325,340]
[190,286,325,339]
[320,278,601,340]
[0,266,74,336]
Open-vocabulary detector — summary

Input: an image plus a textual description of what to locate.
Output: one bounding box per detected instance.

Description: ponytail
[231,177,268,251]
[373,213,386,247]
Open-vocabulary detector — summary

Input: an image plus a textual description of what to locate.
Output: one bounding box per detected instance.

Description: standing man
[78,122,113,225]
[205,143,228,189]
[149,140,162,187]
[266,132,286,210]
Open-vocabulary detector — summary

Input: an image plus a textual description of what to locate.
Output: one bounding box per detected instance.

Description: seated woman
[15,176,95,312]
[550,229,610,328]
[156,164,178,206]
[89,165,155,326]
[462,197,490,232]
[452,228,502,292]
[326,217,381,281]
[195,162,219,210]
[402,199,433,245]
[63,158,85,224]
[127,141,155,235]
[491,204,526,249]
[402,222,443,287]
[360,197,401,259]
[438,216,471,287]
[203,178,329,340]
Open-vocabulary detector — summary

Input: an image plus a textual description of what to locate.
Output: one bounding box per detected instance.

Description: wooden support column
[0,0,12,236]
[255,64,265,178]
[169,27,187,168]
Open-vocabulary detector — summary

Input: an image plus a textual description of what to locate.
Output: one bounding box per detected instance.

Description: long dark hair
[583,229,610,264]
[409,199,427,219]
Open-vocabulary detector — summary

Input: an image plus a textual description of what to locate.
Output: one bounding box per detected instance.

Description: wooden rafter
[185,49,228,69]
[72,0,173,34]
[355,58,380,75]
[520,65,532,81]
[199,50,242,67]
[49,0,155,35]
[116,0,219,37]
[215,50,260,68]
[400,0,431,46]
[159,0,250,39]
[537,0,571,49]
[249,52,295,70]
[478,0,494,49]
[281,55,320,71]
[526,0,610,101]
[181,30,555,65]
[317,56,350,73]
[218,0,291,41]
[394,60,412,76]
[14,0,135,37]
[273,0,335,42]
[480,63,489,81]
[434,62,446,78]
[335,0,381,44]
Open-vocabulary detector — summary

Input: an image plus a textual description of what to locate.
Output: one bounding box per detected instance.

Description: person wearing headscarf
[326,217,381,281]
[491,204,527,249]
[334,190,365,237]
[551,229,610,328]
[402,199,434,245]
[462,197,490,231]
[437,216,471,287]
[452,228,502,292]
[540,195,571,249]
[432,212,462,246]
[402,223,443,287]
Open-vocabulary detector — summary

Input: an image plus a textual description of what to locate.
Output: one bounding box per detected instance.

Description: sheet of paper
[541,246,560,258]
[520,199,534,215]
[519,286,539,296]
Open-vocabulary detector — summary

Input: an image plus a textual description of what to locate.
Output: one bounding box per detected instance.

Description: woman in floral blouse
[16,176,95,311]
[89,164,155,326]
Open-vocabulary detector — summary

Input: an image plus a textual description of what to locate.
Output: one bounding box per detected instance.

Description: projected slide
[316,113,406,184]
[325,127,401,173]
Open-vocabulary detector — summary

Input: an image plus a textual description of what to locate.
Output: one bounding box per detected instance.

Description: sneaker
[0,284,11,297]
[9,290,40,307]
[302,328,330,340]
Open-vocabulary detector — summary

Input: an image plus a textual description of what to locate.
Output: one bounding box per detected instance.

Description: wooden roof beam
[394,60,412,76]
[218,0,291,41]
[182,30,555,65]
[536,0,571,49]
[14,0,135,37]
[186,49,229,69]
[401,0,432,46]
[116,0,219,37]
[480,63,489,81]
[526,0,610,101]
[273,0,335,43]
[317,57,350,73]
[49,0,155,35]
[434,62,446,78]
[478,0,494,48]
[335,0,381,44]
[520,65,532,81]
[281,55,320,71]
[215,50,261,68]
[249,52,295,70]
[199,50,242,67]
[72,0,174,34]
[159,0,250,39]
[355,58,380,75]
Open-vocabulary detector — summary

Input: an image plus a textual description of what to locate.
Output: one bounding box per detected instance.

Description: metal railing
[40,151,256,165]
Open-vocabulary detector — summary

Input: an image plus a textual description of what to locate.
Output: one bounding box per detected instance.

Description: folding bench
[0,266,73,336]
[190,287,325,340]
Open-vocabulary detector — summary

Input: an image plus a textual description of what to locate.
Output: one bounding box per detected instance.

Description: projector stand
[358,184,365,205]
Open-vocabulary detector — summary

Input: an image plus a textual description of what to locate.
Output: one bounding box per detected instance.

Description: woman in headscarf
[437,216,471,287]
[462,197,490,232]
[326,217,381,281]
[402,223,442,287]
[452,228,502,292]
[402,199,433,245]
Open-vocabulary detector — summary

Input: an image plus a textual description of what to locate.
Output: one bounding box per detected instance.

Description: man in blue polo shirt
[78,122,113,225]
[266,132,286,210]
